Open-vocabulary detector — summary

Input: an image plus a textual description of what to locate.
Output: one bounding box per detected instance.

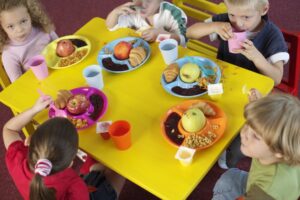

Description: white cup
[159,38,178,64]
[83,65,104,90]
[175,146,196,166]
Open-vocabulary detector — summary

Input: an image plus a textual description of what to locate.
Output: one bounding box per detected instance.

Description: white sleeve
[108,15,133,31]
[2,51,23,82]
[205,18,218,41]
[267,52,290,65]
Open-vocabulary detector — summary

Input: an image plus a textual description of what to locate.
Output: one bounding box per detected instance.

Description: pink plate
[49,87,108,130]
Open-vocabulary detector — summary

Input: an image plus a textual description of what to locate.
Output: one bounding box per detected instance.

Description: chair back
[173,0,226,56]
[173,0,226,21]
[276,30,300,96]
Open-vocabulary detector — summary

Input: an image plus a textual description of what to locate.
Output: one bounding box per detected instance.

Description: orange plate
[161,100,227,150]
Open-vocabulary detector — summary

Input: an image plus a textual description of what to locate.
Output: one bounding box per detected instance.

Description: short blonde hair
[0,0,54,51]
[244,93,300,165]
[224,0,269,11]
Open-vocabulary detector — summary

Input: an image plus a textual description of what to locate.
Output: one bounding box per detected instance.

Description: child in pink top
[0,0,58,82]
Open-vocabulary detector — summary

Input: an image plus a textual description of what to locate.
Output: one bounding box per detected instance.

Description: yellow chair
[0,56,35,136]
[173,0,227,57]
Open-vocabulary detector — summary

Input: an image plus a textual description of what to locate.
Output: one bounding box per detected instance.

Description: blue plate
[97,37,151,73]
[161,56,221,98]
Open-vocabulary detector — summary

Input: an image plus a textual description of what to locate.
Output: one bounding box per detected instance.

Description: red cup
[108,120,131,150]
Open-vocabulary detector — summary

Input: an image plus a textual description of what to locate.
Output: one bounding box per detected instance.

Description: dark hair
[28,117,78,200]
[0,0,54,50]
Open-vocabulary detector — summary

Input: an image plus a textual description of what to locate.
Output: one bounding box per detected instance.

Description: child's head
[138,0,163,18]
[0,0,54,49]
[224,0,269,32]
[241,93,300,165]
[28,117,78,199]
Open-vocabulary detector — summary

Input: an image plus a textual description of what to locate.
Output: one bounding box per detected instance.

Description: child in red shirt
[3,96,125,200]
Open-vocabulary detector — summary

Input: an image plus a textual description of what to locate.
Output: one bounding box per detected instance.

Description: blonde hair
[0,0,54,51]
[244,93,300,165]
[224,0,269,11]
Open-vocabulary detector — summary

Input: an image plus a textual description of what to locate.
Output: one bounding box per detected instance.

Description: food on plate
[189,102,216,117]
[56,39,75,57]
[184,131,217,149]
[114,41,132,60]
[54,89,73,109]
[57,48,88,67]
[128,46,147,67]
[66,94,90,115]
[164,112,185,145]
[88,94,104,120]
[163,63,179,83]
[102,57,129,71]
[181,108,206,132]
[179,63,201,83]
[68,116,88,129]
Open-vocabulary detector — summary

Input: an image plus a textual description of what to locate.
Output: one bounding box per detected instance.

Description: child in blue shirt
[187,0,289,169]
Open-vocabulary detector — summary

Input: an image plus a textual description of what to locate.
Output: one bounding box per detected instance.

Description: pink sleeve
[67,179,89,200]
[50,31,59,41]
[2,50,23,82]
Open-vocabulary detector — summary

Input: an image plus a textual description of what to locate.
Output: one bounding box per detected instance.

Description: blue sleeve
[212,13,230,23]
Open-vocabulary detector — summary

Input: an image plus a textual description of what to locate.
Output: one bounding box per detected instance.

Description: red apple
[66,94,90,115]
[114,41,132,60]
[56,39,75,57]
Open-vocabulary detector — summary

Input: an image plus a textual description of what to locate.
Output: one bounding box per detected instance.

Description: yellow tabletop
[0,17,274,200]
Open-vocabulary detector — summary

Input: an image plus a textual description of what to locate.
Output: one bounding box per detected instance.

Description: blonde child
[212,92,300,200]
[0,0,58,83]
[3,97,125,200]
[106,0,187,46]
[187,0,289,85]
[187,0,290,169]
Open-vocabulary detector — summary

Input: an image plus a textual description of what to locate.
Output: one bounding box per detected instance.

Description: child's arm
[234,39,283,85]
[2,52,23,83]
[3,96,52,149]
[187,21,233,41]
[106,2,136,29]
[141,28,181,43]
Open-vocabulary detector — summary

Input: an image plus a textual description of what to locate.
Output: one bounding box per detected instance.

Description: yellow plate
[42,35,91,69]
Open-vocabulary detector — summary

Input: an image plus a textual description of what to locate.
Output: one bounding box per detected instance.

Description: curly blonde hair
[244,93,300,165]
[0,0,54,51]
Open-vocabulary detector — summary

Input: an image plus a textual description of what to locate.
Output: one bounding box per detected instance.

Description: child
[106,0,187,46]
[212,92,300,200]
[0,0,58,82]
[3,97,125,200]
[187,0,289,85]
[187,0,289,169]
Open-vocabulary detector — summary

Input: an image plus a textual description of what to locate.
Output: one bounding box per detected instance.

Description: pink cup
[27,55,49,80]
[228,32,247,53]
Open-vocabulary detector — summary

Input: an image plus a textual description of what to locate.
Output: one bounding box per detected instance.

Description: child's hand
[248,88,262,102]
[32,96,52,113]
[112,2,136,16]
[141,28,160,42]
[233,39,262,61]
[214,22,233,40]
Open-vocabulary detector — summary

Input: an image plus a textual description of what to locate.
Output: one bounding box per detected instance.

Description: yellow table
[0,17,274,200]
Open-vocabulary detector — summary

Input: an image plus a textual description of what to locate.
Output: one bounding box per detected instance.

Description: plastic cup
[175,146,196,166]
[108,120,131,150]
[159,38,178,64]
[83,65,104,90]
[228,32,247,53]
[27,55,48,80]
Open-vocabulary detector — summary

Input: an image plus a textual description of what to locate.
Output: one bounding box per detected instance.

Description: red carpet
[0,0,299,199]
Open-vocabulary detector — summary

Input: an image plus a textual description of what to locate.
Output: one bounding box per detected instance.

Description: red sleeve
[66,178,89,200]
[5,141,28,170]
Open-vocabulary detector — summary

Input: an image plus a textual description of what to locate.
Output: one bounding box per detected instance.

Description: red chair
[276,30,300,96]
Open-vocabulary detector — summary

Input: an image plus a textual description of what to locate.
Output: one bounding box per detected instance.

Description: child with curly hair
[106,0,187,46]
[0,0,58,82]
